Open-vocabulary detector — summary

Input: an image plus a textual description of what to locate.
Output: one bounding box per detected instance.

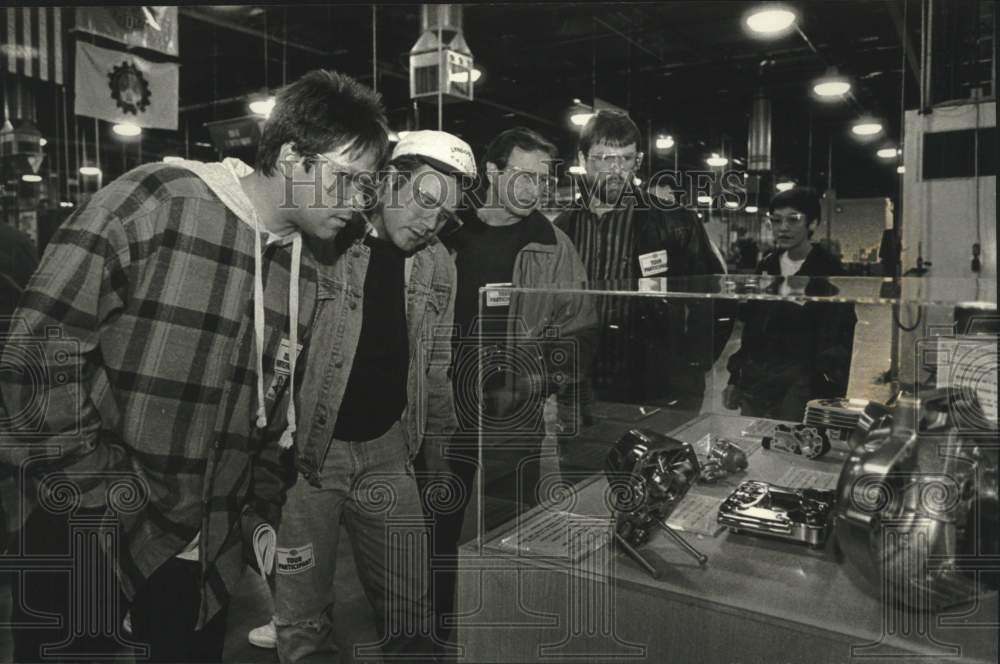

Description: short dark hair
[579,111,641,156]
[483,127,558,170]
[769,186,822,223]
[256,69,389,176]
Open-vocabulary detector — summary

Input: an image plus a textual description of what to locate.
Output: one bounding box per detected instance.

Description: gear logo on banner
[109,61,151,115]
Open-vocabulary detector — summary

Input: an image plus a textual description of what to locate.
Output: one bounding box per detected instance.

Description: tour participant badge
[265,337,304,402]
[638,250,669,276]
[484,282,513,307]
[276,544,315,575]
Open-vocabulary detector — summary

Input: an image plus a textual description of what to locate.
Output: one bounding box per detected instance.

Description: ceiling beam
[178,7,330,57]
[884,0,922,88]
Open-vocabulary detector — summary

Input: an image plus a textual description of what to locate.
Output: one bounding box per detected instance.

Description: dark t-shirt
[333,235,409,441]
[450,210,536,430]
[452,210,534,341]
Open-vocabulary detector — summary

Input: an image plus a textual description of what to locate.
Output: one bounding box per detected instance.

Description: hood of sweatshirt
[172,157,302,449]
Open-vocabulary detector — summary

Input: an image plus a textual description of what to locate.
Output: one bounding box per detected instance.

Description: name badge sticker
[484,282,513,307]
[266,337,305,401]
[639,250,669,277]
[276,544,315,575]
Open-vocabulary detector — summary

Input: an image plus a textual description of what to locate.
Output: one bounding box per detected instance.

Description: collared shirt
[559,200,637,283]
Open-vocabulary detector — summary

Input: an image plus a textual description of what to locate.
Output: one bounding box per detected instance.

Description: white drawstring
[278,234,302,449]
[253,214,268,429]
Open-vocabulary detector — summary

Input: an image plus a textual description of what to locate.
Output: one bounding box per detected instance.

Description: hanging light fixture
[876,147,900,159]
[697,195,714,205]
[21,174,43,183]
[775,180,796,192]
[706,153,729,167]
[249,96,276,118]
[449,67,482,84]
[655,135,675,150]
[745,5,798,37]
[568,165,586,175]
[812,68,852,99]
[724,201,740,210]
[851,117,883,137]
[745,205,759,214]
[112,122,142,137]
[79,165,102,176]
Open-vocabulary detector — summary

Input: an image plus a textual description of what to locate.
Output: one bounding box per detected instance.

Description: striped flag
[75,7,179,57]
[0,7,65,85]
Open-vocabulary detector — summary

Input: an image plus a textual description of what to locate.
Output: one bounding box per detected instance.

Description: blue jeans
[274,421,433,663]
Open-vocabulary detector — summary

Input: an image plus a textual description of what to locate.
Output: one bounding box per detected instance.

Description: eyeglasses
[586,151,644,169]
[414,185,463,233]
[763,212,808,226]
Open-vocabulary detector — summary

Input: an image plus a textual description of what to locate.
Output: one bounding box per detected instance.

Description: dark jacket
[555,190,732,404]
[448,210,598,430]
[727,243,857,410]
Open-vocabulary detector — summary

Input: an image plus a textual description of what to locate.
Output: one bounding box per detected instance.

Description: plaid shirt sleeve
[0,202,132,534]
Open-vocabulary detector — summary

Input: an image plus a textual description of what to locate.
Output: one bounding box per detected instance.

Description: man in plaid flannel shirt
[0,70,387,663]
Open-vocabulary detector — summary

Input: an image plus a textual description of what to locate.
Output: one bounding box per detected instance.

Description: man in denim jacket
[272,131,474,662]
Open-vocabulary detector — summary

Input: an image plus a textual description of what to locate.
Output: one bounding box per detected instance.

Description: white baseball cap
[391,130,477,179]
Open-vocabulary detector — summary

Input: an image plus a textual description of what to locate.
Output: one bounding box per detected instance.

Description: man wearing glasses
[421,127,595,643]
[273,130,474,662]
[724,186,856,421]
[555,111,727,417]
[0,70,387,663]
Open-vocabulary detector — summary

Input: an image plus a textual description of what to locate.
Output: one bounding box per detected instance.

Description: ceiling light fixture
[813,68,852,99]
[655,135,675,150]
[725,201,740,209]
[706,153,729,167]
[568,165,586,175]
[876,147,898,159]
[775,181,796,192]
[79,166,102,176]
[851,118,883,137]
[896,165,905,174]
[745,5,797,36]
[570,112,594,127]
[39,137,48,147]
[745,205,759,214]
[249,96,276,118]
[21,174,43,183]
[450,68,482,84]
[697,195,713,205]
[112,122,142,137]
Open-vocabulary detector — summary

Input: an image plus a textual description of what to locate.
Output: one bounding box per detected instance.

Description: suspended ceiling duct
[409,4,475,104]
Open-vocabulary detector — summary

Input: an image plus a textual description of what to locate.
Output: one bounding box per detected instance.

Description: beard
[585,173,630,205]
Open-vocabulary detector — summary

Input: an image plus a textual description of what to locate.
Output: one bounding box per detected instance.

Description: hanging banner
[74,42,179,130]
[75,7,179,57]
[0,7,66,85]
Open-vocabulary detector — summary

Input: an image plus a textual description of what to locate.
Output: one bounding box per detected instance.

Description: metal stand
[613,518,708,580]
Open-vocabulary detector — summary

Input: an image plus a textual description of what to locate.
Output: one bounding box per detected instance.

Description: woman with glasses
[724,187,857,422]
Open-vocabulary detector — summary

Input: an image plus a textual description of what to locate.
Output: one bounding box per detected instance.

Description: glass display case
[451,275,997,663]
